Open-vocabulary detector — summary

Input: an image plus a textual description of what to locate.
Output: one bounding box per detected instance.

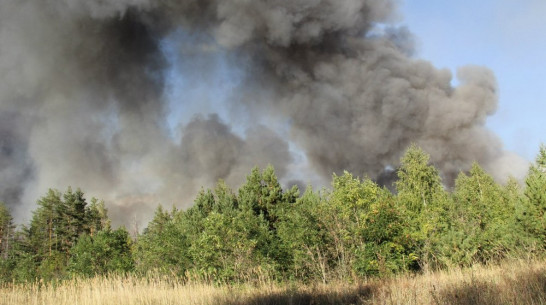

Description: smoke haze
[0,0,528,226]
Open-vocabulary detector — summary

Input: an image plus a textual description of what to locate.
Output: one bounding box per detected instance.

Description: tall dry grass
[1,259,545,305]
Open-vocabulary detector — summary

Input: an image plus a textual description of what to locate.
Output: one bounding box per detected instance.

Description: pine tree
[213,180,238,214]
[29,189,62,258]
[0,202,16,282]
[520,145,546,249]
[277,187,331,282]
[63,188,88,250]
[236,166,294,275]
[133,205,190,276]
[326,172,415,278]
[447,163,516,265]
[0,202,14,260]
[21,187,112,280]
[86,198,110,236]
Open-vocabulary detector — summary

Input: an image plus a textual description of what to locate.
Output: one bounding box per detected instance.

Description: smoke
[0,0,528,225]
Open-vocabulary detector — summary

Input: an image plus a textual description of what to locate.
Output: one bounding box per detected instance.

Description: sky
[165,0,546,162]
[1,0,543,224]
[400,0,546,161]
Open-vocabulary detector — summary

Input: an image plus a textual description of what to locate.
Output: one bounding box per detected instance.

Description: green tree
[276,187,331,282]
[68,228,134,277]
[188,209,269,281]
[236,166,297,276]
[58,187,88,253]
[519,145,546,250]
[0,202,15,282]
[213,180,239,213]
[446,164,517,266]
[133,205,190,276]
[20,187,112,280]
[86,198,110,235]
[396,145,443,212]
[395,145,448,270]
[0,202,14,259]
[326,172,415,278]
[238,166,284,223]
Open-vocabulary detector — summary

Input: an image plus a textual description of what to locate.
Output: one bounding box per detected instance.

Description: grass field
[1,259,545,305]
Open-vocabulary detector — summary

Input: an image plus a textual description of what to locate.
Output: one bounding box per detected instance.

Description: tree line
[0,145,544,283]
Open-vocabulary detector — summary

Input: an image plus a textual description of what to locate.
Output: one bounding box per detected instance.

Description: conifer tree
[277,187,331,282]
[448,164,515,265]
[29,189,62,258]
[0,202,14,259]
[520,145,546,249]
[133,205,190,275]
[86,198,110,235]
[236,166,294,275]
[22,187,112,279]
[0,202,16,282]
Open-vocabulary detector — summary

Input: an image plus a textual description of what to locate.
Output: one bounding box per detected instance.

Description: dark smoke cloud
[0,112,34,205]
[0,0,528,225]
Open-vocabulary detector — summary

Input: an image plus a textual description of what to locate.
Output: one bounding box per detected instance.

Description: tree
[133,206,190,276]
[188,210,268,281]
[520,145,546,250]
[395,145,448,270]
[28,189,62,259]
[58,187,88,253]
[396,145,443,212]
[86,198,110,236]
[22,187,112,280]
[0,202,14,259]
[445,163,517,266]
[238,166,284,223]
[213,180,238,214]
[326,172,416,278]
[277,187,331,282]
[236,166,297,277]
[69,228,134,277]
[0,202,15,282]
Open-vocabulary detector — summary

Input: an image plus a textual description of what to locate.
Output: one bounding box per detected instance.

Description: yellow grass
[1,259,545,305]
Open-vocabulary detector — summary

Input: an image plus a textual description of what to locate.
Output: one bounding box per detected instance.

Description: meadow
[2,259,545,305]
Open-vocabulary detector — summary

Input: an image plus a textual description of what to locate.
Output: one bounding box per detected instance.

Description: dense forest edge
[0,144,545,284]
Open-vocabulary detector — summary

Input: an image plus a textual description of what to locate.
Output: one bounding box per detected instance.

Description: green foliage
[189,210,269,281]
[0,202,14,257]
[238,165,284,223]
[395,145,448,270]
[0,202,16,282]
[328,172,416,277]
[519,145,546,249]
[133,171,296,282]
[396,144,443,213]
[4,145,546,283]
[8,187,114,282]
[439,164,524,266]
[353,194,417,276]
[235,166,296,277]
[133,206,189,276]
[11,252,38,283]
[68,228,134,277]
[277,187,330,282]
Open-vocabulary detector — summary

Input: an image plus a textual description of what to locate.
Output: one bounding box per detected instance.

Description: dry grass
[371,259,546,305]
[1,259,545,305]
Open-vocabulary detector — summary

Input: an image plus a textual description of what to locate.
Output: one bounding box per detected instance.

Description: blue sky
[400,0,546,161]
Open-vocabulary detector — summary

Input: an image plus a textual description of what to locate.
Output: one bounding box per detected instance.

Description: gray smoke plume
[0,0,528,225]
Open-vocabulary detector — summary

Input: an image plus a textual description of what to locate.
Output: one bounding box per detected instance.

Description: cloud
[0,0,528,226]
